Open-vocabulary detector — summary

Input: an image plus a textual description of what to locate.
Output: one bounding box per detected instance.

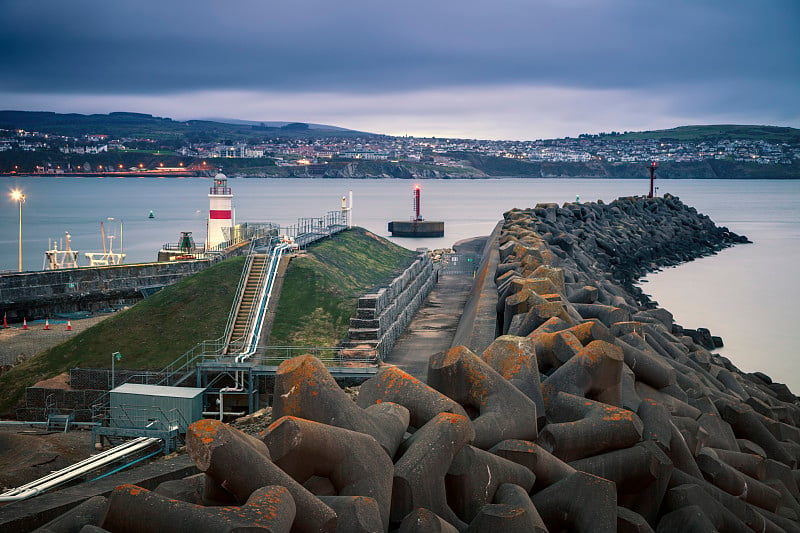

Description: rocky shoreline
[27,195,800,532]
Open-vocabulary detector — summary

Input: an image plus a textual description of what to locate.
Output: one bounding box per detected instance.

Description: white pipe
[0,436,161,502]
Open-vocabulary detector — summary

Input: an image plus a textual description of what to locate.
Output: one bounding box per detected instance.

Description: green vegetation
[0,228,416,414]
[599,125,800,144]
[269,227,417,346]
[0,257,245,415]
[0,111,368,143]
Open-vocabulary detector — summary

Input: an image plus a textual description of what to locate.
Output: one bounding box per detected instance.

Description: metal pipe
[0,436,161,502]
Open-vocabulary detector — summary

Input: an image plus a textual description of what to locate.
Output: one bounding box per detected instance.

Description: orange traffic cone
[2,313,7,329]
[44,318,50,330]
[22,317,28,330]
[66,319,72,331]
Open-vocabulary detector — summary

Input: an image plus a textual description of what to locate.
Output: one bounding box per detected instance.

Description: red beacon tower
[648,161,658,198]
[388,183,444,237]
[207,172,233,249]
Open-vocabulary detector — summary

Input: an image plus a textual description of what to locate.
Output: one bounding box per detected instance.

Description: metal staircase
[225,253,268,354]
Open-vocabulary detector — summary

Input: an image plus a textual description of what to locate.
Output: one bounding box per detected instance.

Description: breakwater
[16,195,800,532]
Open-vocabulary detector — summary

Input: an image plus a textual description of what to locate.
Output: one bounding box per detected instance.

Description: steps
[46,412,74,432]
[226,254,268,354]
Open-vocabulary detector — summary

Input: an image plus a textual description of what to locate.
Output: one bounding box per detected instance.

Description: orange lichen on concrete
[188,418,221,444]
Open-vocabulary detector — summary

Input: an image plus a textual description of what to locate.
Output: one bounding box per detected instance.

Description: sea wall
[20,195,800,532]
[0,261,211,320]
[346,253,437,360]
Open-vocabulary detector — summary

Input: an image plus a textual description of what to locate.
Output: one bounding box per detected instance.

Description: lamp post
[107,217,123,261]
[111,352,122,389]
[10,189,25,272]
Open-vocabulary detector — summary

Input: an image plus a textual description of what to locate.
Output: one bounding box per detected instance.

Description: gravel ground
[0,316,112,368]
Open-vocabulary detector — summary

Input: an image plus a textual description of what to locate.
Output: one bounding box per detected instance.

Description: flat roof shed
[110,383,206,433]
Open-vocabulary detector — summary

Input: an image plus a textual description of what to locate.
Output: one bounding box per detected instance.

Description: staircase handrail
[222,246,256,347]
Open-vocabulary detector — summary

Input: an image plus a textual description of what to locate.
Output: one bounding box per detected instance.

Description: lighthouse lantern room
[207,172,233,249]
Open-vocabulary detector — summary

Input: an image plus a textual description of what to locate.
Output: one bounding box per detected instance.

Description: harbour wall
[0,261,212,320]
[346,252,437,360]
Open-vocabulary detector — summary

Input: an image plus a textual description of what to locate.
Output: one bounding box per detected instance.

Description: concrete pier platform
[385,235,491,381]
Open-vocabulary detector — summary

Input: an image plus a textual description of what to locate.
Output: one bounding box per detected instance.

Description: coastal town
[2,121,799,175]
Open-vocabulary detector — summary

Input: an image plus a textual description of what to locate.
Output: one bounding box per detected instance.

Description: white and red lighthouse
[207,172,233,249]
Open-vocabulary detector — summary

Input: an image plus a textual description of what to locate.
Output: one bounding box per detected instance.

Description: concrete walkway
[385,235,489,381]
[384,273,476,381]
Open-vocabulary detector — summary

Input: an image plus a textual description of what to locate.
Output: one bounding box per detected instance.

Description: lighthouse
[207,172,233,249]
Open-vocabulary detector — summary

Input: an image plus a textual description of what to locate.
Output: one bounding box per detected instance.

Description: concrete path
[385,236,489,381]
[384,273,475,381]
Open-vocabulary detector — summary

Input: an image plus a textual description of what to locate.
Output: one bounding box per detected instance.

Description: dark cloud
[0,0,798,138]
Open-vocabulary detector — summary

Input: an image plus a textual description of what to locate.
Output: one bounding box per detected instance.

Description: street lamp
[107,217,123,260]
[111,352,122,389]
[10,189,25,272]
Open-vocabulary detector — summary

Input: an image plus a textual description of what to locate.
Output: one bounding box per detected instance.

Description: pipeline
[0,436,162,502]
[221,242,292,400]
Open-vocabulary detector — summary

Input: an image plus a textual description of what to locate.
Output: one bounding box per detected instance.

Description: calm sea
[1,176,798,391]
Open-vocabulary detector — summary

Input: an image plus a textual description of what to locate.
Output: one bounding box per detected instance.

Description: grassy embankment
[269,227,417,346]
[0,228,415,415]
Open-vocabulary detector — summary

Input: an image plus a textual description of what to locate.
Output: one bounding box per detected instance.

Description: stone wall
[346,253,437,360]
[0,260,212,319]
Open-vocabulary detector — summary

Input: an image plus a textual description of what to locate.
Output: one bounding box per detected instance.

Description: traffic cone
[66,320,72,331]
[44,318,50,330]
[22,317,28,330]
[2,313,7,329]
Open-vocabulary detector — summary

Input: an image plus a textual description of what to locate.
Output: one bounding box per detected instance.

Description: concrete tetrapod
[531,471,617,533]
[538,392,643,462]
[398,508,460,533]
[542,339,624,407]
[445,445,536,523]
[272,355,410,456]
[662,483,752,533]
[33,495,108,533]
[101,484,296,533]
[569,441,673,526]
[355,366,468,430]
[186,418,336,532]
[263,416,393,532]
[481,335,546,429]
[489,439,577,491]
[317,496,384,533]
[391,412,475,530]
[464,483,547,533]
[153,472,238,507]
[427,345,538,449]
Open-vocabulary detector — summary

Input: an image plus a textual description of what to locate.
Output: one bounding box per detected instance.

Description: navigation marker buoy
[66,320,72,331]
[2,313,7,329]
[44,318,50,330]
[23,317,28,330]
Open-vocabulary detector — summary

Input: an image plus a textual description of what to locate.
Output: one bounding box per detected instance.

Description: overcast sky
[1,0,798,140]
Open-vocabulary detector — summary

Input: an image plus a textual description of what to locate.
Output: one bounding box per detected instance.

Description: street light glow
[10,189,25,272]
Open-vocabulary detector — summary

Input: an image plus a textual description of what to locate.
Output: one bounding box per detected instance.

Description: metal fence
[438,253,482,275]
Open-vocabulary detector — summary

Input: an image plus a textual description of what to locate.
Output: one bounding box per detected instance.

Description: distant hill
[590,124,800,144]
[0,110,372,142]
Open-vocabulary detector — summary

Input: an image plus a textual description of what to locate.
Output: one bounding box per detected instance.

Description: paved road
[385,236,488,381]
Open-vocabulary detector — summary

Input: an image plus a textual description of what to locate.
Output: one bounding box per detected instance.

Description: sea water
[1,176,798,390]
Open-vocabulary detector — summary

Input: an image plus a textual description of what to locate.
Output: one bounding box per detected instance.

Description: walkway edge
[450,221,503,353]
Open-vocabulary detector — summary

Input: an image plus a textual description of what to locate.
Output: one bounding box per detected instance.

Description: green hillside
[0,257,245,415]
[602,125,800,143]
[0,228,415,415]
[269,227,417,346]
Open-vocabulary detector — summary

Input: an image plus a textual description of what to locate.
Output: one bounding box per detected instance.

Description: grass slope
[0,257,245,415]
[269,227,417,347]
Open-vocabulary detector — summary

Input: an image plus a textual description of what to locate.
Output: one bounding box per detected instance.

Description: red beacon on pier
[648,161,658,198]
[388,183,444,237]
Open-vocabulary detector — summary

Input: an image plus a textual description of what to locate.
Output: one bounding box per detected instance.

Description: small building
[110,383,206,433]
